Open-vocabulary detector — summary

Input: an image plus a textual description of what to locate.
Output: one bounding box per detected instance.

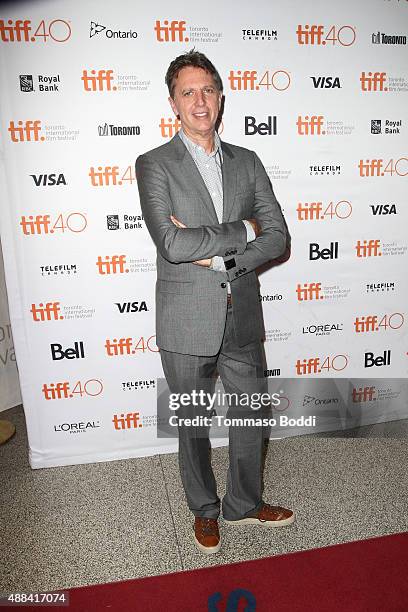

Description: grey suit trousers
[160,303,270,520]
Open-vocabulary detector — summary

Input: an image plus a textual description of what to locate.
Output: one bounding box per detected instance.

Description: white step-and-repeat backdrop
[0,0,407,467]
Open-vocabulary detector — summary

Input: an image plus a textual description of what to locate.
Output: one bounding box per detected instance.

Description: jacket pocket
[157,279,193,294]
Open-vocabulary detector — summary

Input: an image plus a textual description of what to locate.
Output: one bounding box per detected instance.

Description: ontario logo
[89,21,137,39]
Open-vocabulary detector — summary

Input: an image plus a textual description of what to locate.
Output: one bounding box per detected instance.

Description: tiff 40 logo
[354,312,404,333]
[297,200,352,221]
[358,158,408,177]
[296,355,348,375]
[89,165,135,186]
[228,69,290,91]
[105,336,158,356]
[296,24,356,46]
[20,213,87,235]
[0,18,71,43]
[42,379,103,400]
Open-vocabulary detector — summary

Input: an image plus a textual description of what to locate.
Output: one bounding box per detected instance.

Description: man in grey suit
[136,51,294,554]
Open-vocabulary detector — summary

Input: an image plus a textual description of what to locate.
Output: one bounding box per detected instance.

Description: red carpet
[22,533,408,611]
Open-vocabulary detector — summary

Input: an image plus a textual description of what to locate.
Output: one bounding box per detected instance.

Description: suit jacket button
[220,282,227,288]
[243,267,247,272]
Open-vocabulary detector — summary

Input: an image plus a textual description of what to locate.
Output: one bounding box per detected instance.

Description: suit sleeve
[136,154,247,264]
[223,152,288,281]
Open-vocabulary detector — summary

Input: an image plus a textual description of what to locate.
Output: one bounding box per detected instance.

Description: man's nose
[195,90,205,105]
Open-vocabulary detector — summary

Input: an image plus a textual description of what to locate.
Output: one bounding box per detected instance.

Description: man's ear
[169,96,179,117]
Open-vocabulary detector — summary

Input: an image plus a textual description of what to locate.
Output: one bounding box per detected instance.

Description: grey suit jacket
[136,133,287,356]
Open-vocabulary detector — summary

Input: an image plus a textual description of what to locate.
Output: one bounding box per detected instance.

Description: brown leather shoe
[224,502,295,527]
[194,518,221,554]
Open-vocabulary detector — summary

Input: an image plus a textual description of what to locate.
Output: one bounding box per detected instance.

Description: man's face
[169,66,222,141]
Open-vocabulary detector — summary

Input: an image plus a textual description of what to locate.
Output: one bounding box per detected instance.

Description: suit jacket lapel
[221,141,237,222]
[169,133,219,223]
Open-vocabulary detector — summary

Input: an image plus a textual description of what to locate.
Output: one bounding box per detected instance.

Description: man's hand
[170,216,213,267]
[247,218,262,238]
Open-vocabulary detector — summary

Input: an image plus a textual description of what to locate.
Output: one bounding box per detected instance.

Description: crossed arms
[136,151,287,281]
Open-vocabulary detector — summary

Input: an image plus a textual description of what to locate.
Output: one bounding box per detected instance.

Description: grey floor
[1,404,407,594]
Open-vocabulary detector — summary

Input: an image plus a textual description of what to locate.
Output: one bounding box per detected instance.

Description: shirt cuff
[243,220,256,242]
[210,256,226,272]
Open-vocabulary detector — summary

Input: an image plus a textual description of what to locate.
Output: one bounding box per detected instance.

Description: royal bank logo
[98,122,141,136]
[371,119,402,134]
[19,74,33,91]
[90,21,138,39]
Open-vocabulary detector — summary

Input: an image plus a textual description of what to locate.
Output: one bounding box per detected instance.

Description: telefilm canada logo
[90,21,137,39]
[241,27,278,41]
[40,263,77,277]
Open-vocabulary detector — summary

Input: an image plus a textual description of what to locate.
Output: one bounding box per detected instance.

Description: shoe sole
[194,536,221,554]
[224,513,295,527]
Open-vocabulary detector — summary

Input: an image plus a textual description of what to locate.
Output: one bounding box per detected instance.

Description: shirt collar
[179,129,223,161]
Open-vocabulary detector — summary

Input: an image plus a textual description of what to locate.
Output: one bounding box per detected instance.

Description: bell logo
[364,350,391,368]
[355,240,381,257]
[8,120,44,142]
[160,117,181,137]
[112,412,142,430]
[360,72,387,92]
[352,386,376,402]
[81,69,116,91]
[30,302,63,321]
[50,341,85,360]
[309,242,338,260]
[296,283,323,301]
[154,20,188,42]
[297,115,325,135]
[96,255,128,274]
[245,116,277,135]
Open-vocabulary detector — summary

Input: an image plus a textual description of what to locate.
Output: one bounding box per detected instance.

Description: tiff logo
[30,302,62,321]
[295,358,320,375]
[297,202,322,220]
[154,20,188,42]
[42,382,70,400]
[352,386,376,402]
[112,412,142,429]
[358,159,384,176]
[159,117,181,137]
[20,215,51,234]
[81,69,116,91]
[0,19,31,41]
[355,240,381,257]
[89,166,121,186]
[96,255,128,274]
[297,115,325,135]
[296,283,323,301]
[8,120,44,142]
[360,72,387,92]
